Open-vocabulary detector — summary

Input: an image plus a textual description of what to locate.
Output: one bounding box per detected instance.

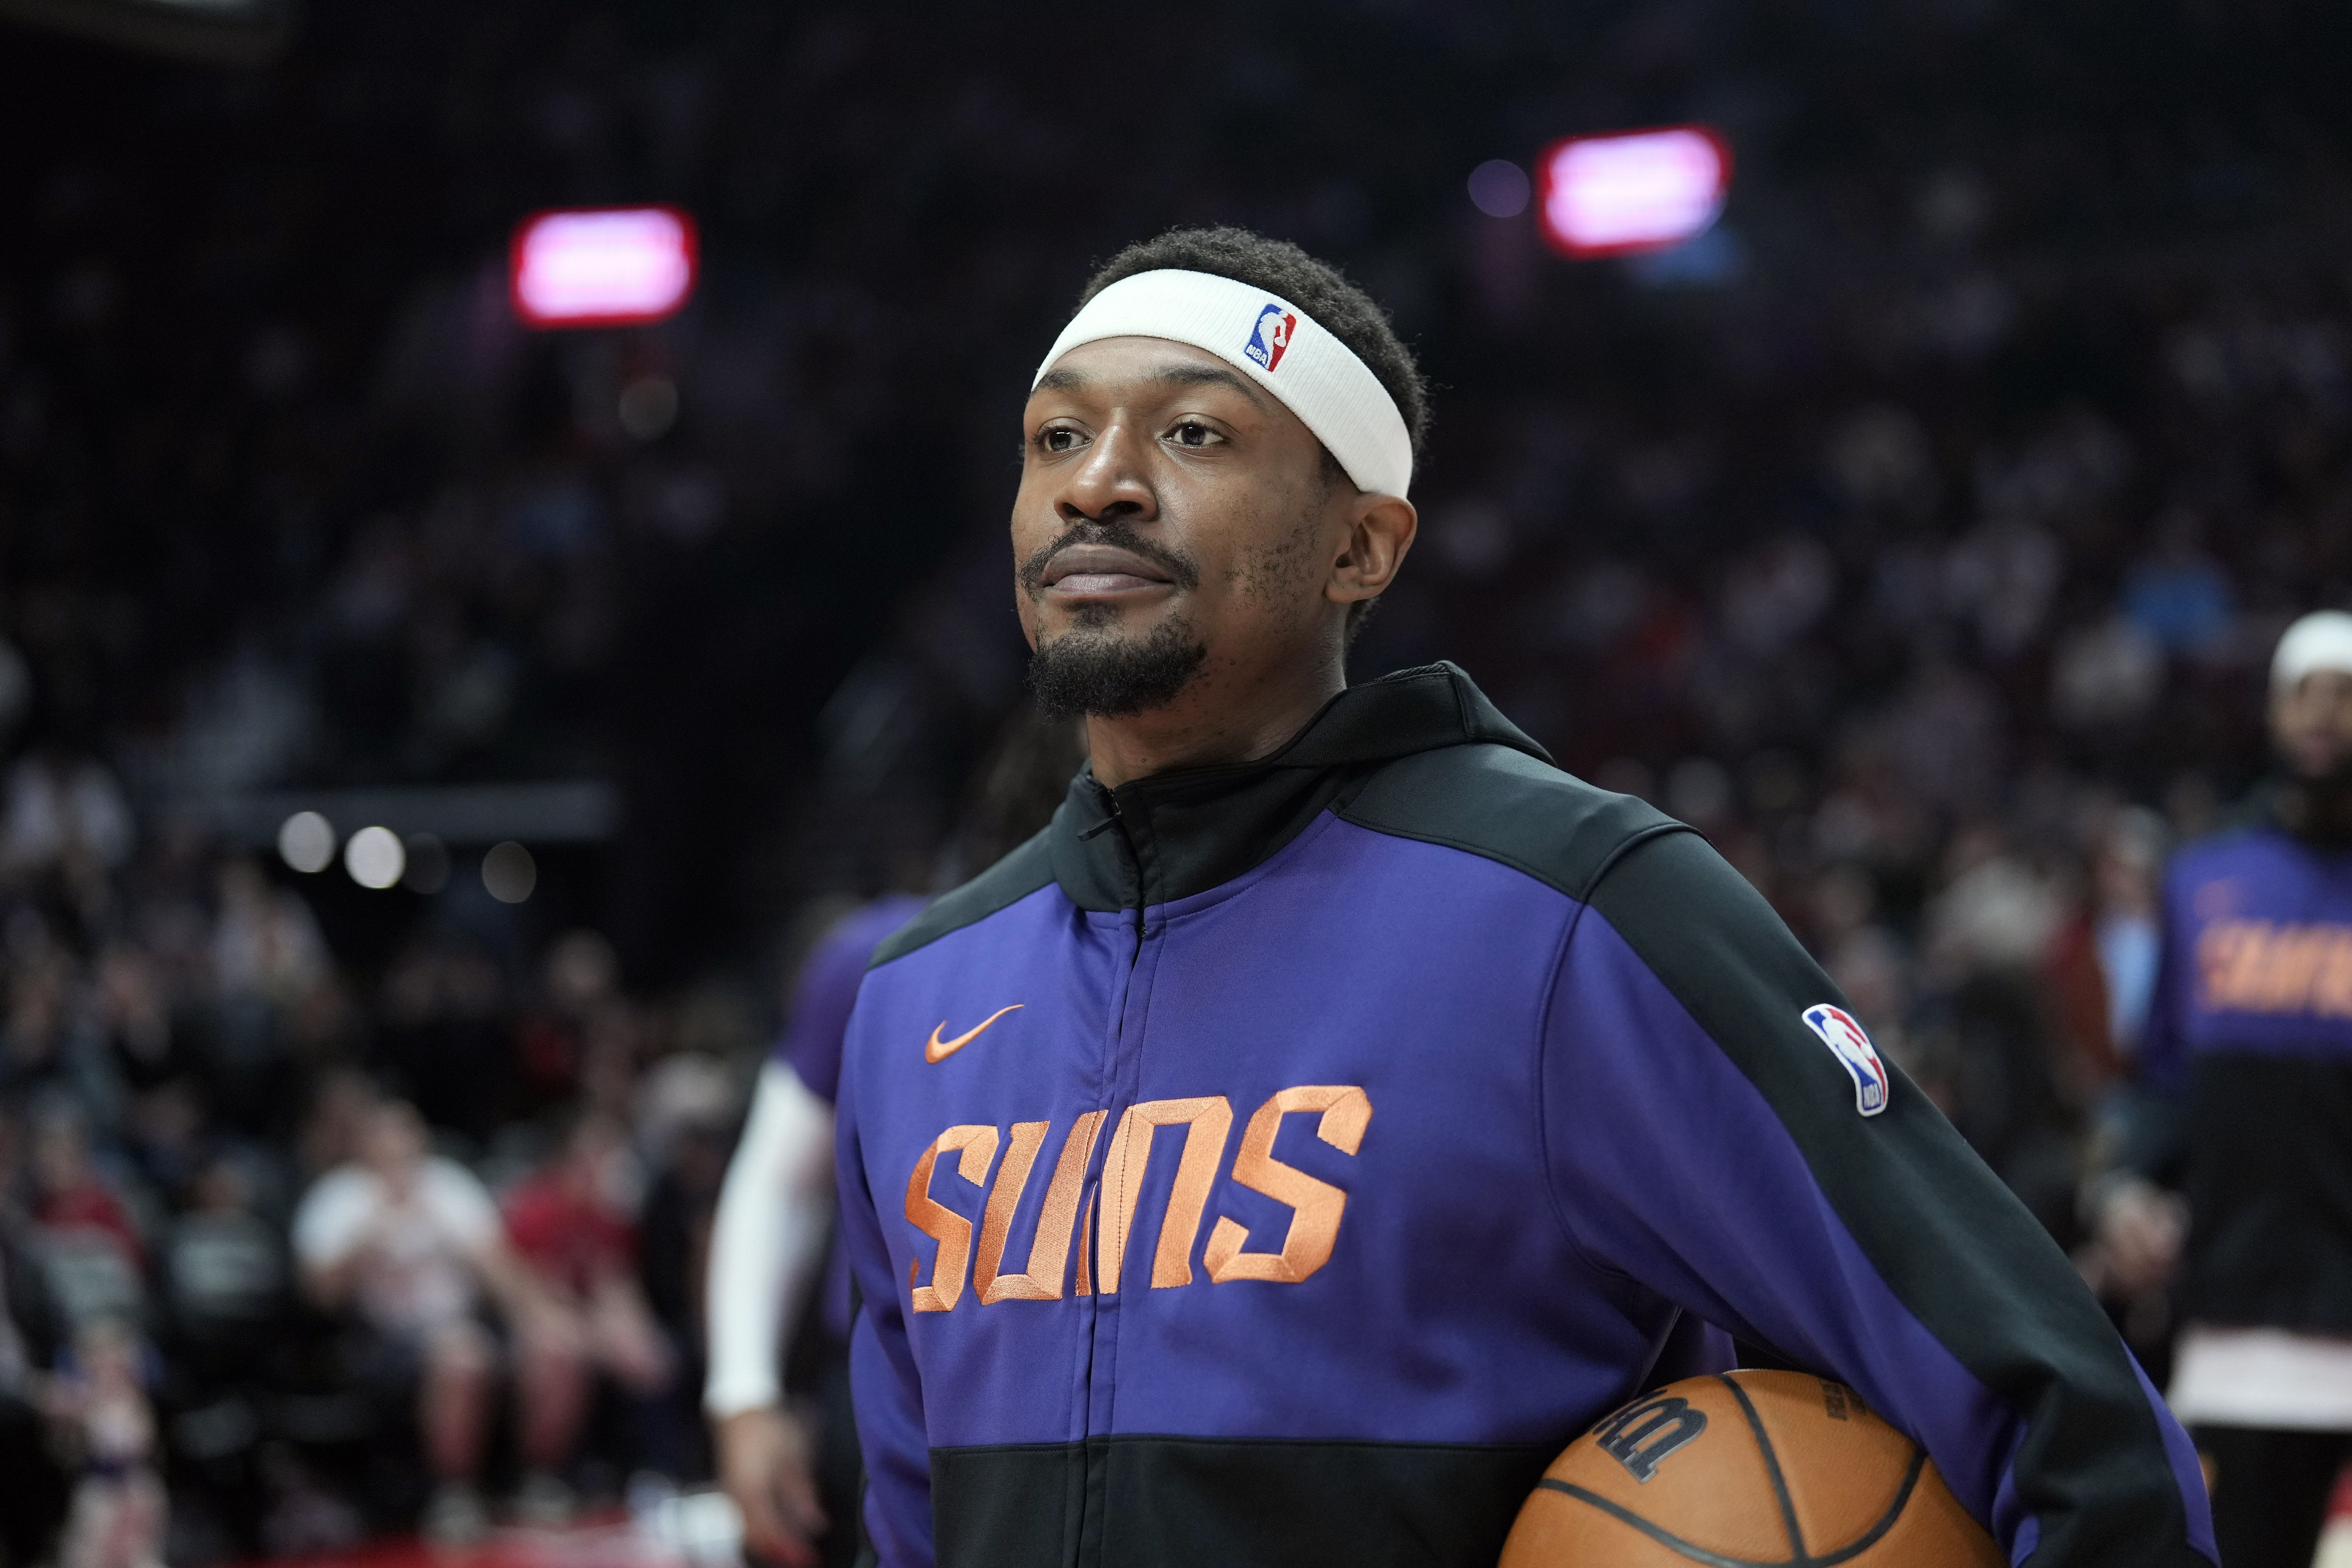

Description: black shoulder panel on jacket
[1587,829,2209,1567]
[1333,741,1689,902]
[868,828,1057,970]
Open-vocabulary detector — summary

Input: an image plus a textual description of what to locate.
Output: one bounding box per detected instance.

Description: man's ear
[1327,493,1418,609]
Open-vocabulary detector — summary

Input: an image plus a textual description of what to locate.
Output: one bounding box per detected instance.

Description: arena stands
[0,0,2347,1559]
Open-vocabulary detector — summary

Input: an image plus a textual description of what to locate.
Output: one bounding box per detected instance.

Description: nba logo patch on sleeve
[1800,1003,1890,1117]
[1244,303,1296,371]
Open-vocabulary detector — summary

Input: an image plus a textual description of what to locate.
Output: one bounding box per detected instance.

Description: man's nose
[1056,419,1158,524]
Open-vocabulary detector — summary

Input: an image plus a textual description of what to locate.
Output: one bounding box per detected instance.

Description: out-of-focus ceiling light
[278,810,335,874]
[344,825,406,890]
[1537,127,1731,257]
[511,207,698,328]
[483,840,537,904]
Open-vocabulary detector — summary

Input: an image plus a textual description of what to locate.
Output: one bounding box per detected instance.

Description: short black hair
[1077,226,1430,471]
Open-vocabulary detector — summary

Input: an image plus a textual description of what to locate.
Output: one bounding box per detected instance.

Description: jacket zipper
[1075,786,1149,1568]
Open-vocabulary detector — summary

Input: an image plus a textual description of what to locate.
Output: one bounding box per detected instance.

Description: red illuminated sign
[510,206,698,328]
[1536,127,1732,258]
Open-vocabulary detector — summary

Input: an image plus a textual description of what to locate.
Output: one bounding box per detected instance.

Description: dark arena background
[0,2,2346,1566]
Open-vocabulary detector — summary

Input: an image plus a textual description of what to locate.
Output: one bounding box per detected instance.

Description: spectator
[2123,514,2236,660]
[512,932,623,1112]
[162,1158,288,1377]
[375,939,513,1144]
[0,1208,73,1567]
[501,1112,672,1517]
[28,1109,146,1334]
[295,1068,377,1184]
[90,943,178,1096]
[290,1099,550,1544]
[0,952,123,1137]
[635,1085,731,1459]
[207,861,326,1105]
[0,745,134,882]
[47,1316,165,1568]
[2092,808,2170,1062]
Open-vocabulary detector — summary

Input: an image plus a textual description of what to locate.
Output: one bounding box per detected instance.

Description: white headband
[2275,610,2352,689]
[1032,269,1413,499]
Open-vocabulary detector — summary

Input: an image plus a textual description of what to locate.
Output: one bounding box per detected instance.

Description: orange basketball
[1499,1371,2003,1568]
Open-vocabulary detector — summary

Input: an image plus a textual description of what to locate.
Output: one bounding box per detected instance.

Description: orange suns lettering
[903,1086,1372,1311]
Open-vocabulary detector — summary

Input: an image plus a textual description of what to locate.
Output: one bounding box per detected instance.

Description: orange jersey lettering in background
[903,1085,1373,1312]
[2197,919,2352,1018]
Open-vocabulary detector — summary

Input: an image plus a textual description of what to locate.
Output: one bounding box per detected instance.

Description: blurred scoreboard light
[511,207,698,329]
[1536,127,1732,257]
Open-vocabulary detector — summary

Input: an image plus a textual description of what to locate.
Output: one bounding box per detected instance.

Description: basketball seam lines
[1533,1484,1788,1568]
[1535,1411,1930,1567]
[1717,1373,1809,1559]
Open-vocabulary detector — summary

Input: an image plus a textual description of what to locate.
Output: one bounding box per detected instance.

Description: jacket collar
[1047,661,1546,913]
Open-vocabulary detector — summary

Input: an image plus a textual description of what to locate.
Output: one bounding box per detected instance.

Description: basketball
[1499,1371,2003,1567]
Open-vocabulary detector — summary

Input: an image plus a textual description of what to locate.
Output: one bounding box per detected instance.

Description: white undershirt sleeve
[703,1060,837,1419]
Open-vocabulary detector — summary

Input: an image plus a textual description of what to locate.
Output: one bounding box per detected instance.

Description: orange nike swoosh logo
[925,1004,1023,1064]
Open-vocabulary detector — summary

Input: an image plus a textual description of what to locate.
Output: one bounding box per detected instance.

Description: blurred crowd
[0,0,2348,1560]
[0,763,765,1563]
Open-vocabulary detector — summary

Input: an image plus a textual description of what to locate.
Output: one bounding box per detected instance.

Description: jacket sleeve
[1543,829,2213,1568]
[835,1039,937,1568]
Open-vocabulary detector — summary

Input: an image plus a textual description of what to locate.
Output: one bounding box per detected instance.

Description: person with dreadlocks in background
[2094,610,2352,1568]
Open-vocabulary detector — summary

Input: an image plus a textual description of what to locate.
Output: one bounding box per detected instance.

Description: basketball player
[709,712,1083,1565]
[709,893,920,1566]
[832,227,2213,1566]
[2094,610,2352,1568]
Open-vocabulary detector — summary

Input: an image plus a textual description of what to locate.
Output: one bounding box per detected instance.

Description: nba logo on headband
[1244,303,1297,372]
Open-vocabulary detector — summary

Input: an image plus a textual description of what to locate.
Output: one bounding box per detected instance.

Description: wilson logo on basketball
[1501,1370,2002,1567]
[902,1085,1370,1312]
[1592,1394,1708,1483]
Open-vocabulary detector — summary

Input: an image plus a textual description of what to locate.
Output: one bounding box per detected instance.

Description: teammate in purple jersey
[833,227,2214,1567]
[2094,610,2352,1568]
[708,713,1083,1566]
[709,895,921,1567]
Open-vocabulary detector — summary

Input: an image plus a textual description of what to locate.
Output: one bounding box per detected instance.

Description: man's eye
[1040,427,1083,453]
[1168,420,1220,448]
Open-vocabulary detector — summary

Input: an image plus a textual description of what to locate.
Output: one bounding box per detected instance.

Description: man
[709,714,1085,1565]
[0,1196,71,1568]
[2097,610,2352,1567]
[501,1111,675,1519]
[834,227,2213,1566]
[709,895,921,1567]
[292,1097,557,1543]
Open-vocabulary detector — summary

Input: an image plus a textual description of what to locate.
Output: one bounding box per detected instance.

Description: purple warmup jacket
[835,663,2213,1568]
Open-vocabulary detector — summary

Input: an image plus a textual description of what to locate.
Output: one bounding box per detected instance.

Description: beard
[1020,517,1209,722]
[1027,612,1209,722]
